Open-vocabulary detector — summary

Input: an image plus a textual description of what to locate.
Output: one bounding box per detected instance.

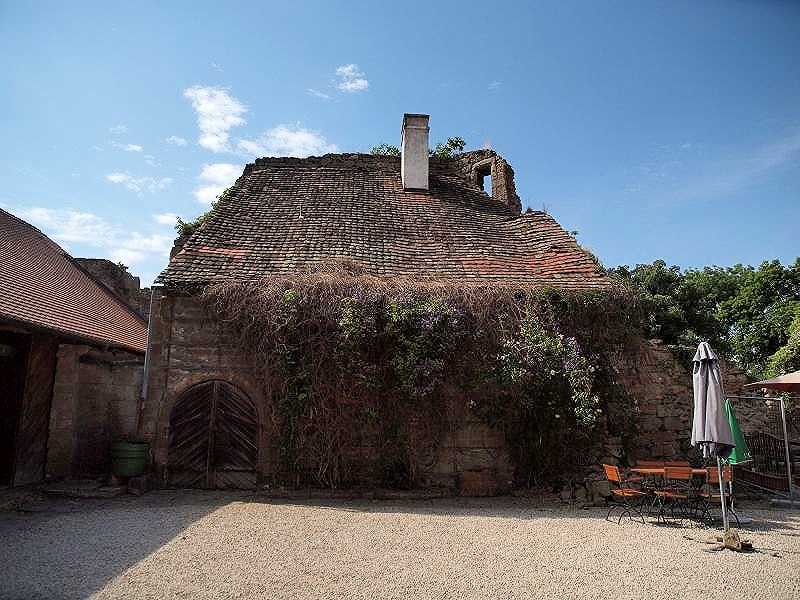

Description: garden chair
[697,465,740,528]
[653,466,696,523]
[603,464,647,524]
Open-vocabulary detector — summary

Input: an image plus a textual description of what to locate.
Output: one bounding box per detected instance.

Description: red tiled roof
[0,209,147,353]
[158,153,612,291]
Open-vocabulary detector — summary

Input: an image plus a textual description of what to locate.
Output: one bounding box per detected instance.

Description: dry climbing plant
[201,261,637,489]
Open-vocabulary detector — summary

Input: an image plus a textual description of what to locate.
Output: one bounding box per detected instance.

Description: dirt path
[1,490,799,599]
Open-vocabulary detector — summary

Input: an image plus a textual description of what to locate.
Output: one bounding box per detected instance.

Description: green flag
[725,398,752,465]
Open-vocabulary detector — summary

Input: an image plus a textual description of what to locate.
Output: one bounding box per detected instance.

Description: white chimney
[401,113,429,191]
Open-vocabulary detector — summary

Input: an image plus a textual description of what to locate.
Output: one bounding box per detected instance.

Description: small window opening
[475,162,493,197]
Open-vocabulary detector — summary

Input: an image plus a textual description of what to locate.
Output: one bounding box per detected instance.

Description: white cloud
[308,88,332,100]
[236,124,338,158]
[166,135,188,146]
[153,213,179,225]
[13,207,172,262]
[488,81,502,91]
[108,248,146,266]
[144,155,159,167]
[335,64,369,93]
[183,85,248,152]
[636,131,800,205]
[124,144,143,152]
[125,231,173,253]
[106,172,173,194]
[193,162,242,205]
[109,125,128,134]
[17,208,115,243]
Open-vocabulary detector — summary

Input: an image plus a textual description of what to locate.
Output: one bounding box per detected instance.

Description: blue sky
[1,1,798,286]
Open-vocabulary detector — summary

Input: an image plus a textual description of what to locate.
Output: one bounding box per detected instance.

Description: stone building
[144,114,620,491]
[0,208,148,485]
[142,113,765,493]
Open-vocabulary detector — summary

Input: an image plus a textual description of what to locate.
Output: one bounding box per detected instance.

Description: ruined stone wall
[146,290,775,493]
[73,258,151,319]
[451,150,522,215]
[47,345,144,478]
[144,290,513,492]
[606,340,761,466]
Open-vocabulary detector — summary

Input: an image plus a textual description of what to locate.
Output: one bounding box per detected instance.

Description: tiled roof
[158,153,611,291]
[0,209,147,353]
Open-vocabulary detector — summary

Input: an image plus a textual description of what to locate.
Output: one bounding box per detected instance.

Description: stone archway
[168,380,258,489]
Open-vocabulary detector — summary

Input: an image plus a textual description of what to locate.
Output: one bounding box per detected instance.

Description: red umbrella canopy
[744,370,800,392]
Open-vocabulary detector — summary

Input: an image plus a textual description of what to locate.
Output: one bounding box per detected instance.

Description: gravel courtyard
[1,489,799,600]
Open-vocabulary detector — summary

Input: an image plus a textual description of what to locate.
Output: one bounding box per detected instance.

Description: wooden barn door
[168,380,258,489]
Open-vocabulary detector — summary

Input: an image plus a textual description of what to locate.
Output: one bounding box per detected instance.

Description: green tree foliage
[610,258,800,377]
[369,143,400,157]
[766,312,800,376]
[370,136,466,158]
[430,136,466,158]
[174,182,242,237]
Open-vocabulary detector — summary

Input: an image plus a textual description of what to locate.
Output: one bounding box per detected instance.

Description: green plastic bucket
[111,441,149,477]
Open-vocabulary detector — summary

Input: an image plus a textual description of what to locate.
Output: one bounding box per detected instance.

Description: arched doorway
[168,380,258,489]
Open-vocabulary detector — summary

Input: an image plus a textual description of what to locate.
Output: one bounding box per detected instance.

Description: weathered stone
[459,470,498,497]
[127,475,150,496]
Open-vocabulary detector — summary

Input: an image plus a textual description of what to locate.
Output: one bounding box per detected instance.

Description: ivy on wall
[202,262,637,489]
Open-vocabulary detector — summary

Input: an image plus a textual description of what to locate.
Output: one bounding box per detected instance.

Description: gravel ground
[1,489,799,600]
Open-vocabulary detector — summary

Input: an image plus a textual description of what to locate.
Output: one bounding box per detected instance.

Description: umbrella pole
[717,455,730,532]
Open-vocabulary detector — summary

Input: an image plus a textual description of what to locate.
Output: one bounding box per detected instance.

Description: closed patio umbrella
[725,398,752,466]
[692,342,734,458]
[691,342,736,533]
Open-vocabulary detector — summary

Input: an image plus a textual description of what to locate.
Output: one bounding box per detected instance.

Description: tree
[766,312,800,376]
[716,259,800,374]
[608,260,693,345]
[370,136,466,159]
[610,258,800,377]
[369,143,400,157]
[174,184,238,236]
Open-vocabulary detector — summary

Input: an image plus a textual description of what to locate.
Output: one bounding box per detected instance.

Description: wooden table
[631,467,707,477]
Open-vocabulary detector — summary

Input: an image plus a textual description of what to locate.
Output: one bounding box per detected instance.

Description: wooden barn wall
[13,332,58,486]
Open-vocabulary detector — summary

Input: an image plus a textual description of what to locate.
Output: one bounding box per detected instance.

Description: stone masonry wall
[143,290,266,486]
[451,150,522,215]
[608,340,760,466]
[144,290,513,492]
[146,290,773,493]
[47,345,144,478]
[74,258,151,319]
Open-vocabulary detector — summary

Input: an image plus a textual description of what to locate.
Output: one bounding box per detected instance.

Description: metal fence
[726,394,799,501]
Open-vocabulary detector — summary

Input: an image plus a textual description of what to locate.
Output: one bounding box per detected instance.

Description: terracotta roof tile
[158,153,611,291]
[0,209,147,353]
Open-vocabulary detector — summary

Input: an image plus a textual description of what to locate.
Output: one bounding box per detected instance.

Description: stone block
[459,470,498,497]
[454,422,504,448]
[127,475,150,496]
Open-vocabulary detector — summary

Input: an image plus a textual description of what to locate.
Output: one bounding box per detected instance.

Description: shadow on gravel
[0,489,235,600]
[1,487,798,599]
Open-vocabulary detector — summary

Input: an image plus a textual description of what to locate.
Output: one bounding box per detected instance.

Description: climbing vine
[202,262,636,489]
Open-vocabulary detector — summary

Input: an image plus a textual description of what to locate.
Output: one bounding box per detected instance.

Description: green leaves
[610,258,800,377]
[493,314,601,428]
[370,136,467,159]
[203,278,631,488]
